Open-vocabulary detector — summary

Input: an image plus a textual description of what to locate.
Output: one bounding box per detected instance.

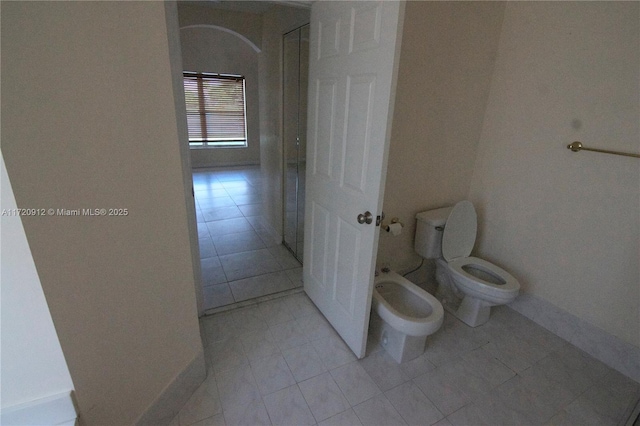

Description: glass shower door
[283,24,309,262]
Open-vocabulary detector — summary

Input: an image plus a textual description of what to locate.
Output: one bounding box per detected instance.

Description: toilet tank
[414,206,452,259]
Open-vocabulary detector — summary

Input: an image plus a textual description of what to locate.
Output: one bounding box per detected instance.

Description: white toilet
[370,270,444,363]
[415,200,520,327]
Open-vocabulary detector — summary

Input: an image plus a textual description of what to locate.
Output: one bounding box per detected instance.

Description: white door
[303,1,405,358]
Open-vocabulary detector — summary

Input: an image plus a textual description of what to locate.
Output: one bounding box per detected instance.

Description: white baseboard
[623,397,640,426]
[509,293,640,383]
[135,349,207,426]
[0,391,77,426]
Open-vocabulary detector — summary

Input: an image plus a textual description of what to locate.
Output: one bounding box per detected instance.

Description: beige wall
[178,2,263,50]
[258,5,310,240]
[1,2,203,424]
[377,1,505,280]
[469,2,639,348]
[178,4,262,168]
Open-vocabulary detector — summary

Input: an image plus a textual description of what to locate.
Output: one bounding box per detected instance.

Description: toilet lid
[442,200,477,261]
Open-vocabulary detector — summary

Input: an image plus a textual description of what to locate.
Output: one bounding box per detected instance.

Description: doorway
[282,24,310,263]
[179,2,311,313]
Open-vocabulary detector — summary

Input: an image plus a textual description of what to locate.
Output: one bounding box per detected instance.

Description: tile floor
[193,166,302,311]
[171,290,640,426]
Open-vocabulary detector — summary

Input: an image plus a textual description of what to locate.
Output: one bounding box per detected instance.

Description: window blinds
[183,72,247,146]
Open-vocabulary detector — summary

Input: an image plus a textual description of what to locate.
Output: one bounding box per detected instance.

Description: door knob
[357,211,373,225]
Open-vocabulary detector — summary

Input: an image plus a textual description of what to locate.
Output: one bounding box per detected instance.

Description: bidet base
[369,311,427,363]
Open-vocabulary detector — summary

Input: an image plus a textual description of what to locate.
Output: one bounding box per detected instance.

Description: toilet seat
[447,257,519,303]
[441,201,519,304]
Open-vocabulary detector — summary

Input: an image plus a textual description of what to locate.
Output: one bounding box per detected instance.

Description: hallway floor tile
[194,166,302,311]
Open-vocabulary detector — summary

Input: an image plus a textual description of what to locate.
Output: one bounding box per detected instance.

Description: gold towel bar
[567,141,640,158]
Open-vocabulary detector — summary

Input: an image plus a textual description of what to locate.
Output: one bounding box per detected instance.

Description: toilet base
[438,293,492,327]
[369,311,427,363]
[455,296,491,327]
[435,259,493,327]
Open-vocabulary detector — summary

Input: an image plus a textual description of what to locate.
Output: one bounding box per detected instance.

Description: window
[183,72,248,148]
